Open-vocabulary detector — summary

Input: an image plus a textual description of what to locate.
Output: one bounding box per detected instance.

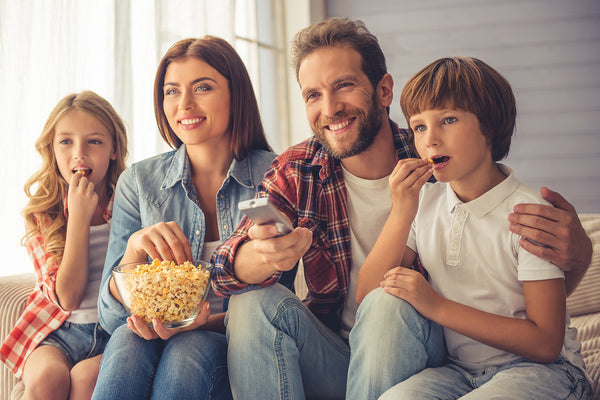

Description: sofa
[1,214,599,400]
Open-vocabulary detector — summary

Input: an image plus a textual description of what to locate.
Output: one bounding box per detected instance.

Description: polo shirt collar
[446,164,520,218]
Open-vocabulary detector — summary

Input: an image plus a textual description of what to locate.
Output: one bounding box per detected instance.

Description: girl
[0,91,128,400]
[92,36,278,399]
[357,57,590,399]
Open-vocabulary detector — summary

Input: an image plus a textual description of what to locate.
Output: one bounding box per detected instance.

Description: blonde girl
[0,91,128,400]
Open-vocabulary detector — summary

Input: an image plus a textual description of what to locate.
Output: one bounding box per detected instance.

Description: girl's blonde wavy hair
[22,91,128,264]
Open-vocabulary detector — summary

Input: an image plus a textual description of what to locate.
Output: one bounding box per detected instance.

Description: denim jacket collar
[160,145,257,191]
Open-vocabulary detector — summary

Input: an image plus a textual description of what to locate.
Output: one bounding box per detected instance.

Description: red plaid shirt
[213,120,421,332]
[0,194,113,378]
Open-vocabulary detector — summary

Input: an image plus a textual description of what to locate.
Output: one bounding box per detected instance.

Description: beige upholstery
[2,214,600,398]
[0,274,34,400]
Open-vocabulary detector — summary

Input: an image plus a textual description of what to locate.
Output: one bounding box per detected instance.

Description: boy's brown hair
[400,57,516,161]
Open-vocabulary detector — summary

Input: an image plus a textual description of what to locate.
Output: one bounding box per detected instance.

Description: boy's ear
[377,73,394,108]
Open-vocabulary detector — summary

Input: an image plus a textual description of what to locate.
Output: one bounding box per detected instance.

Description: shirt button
[195,230,201,235]
[223,224,228,230]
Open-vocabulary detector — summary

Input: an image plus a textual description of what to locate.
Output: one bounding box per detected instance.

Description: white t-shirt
[202,240,224,315]
[67,223,110,324]
[408,164,584,373]
[339,166,391,339]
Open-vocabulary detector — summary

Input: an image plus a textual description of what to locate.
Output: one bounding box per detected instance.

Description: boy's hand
[67,172,98,223]
[380,266,442,319]
[388,158,432,218]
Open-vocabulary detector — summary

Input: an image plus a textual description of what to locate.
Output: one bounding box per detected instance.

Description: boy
[357,57,591,399]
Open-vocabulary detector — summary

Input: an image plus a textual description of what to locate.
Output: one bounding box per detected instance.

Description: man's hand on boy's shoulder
[508,186,592,274]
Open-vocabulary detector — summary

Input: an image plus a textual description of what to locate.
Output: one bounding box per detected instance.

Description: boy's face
[410,108,497,198]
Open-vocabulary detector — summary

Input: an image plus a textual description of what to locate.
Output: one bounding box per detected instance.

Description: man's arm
[509,187,592,295]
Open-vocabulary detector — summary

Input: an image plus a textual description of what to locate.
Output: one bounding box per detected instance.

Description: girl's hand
[388,158,432,219]
[380,266,442,318]
[126,301,211,340]
[123,221,193,265]
[67,172,98,223]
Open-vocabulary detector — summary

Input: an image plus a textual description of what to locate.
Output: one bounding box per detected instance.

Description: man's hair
[291,17,387,90]
[400,57,516,161]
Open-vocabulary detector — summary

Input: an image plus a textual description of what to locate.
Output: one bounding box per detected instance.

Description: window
[0,0,308,276]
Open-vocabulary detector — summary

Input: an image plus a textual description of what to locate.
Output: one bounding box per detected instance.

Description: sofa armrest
[0,274,35,400]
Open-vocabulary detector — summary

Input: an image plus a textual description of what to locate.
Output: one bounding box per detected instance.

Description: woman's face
[162,57,231,149]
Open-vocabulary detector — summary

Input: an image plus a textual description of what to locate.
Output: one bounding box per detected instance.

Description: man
[213,18,592,399]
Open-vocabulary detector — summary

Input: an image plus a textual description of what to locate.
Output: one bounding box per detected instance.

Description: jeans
[40,321,109,367]
[92,324,232,400]
[347,287,447,399]
[379,356,591,400]
[225,284,446,399]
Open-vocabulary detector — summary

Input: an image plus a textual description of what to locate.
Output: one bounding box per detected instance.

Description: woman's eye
[195,85,210,92]
[443,117,457,124]
[164,88,176,96]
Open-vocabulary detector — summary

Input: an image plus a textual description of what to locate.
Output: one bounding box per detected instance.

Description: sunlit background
[1,0,599,276]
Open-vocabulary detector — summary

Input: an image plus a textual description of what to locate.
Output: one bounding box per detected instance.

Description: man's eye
[305,92,318,102]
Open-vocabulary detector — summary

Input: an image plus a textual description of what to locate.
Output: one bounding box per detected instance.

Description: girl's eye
[443,117,457,124]
[90,139,102,145]
[58,139,71,145]
[413,125,426,133]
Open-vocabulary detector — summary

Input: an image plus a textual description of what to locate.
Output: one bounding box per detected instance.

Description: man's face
[298,46,384,159]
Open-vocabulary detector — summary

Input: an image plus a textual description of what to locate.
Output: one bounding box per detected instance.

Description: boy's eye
[443,117,457,124]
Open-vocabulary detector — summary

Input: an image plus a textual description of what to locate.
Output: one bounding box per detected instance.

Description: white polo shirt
[408,164,584,373]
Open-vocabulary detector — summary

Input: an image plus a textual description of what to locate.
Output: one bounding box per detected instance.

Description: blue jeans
[92,324,232,400]
[225,284,446,399]
[380,356,591,399]
[40,321,109,367]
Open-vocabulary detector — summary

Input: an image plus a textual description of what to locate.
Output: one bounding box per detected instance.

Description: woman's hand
[122,221,193,265]
[126,301,211,340]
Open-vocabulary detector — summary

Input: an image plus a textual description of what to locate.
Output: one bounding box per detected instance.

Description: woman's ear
[377,73,394,108]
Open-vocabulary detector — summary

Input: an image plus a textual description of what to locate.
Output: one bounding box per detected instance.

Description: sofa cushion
[567,214,600,317]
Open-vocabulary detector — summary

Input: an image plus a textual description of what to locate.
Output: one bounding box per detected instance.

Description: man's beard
[312,93,384,159]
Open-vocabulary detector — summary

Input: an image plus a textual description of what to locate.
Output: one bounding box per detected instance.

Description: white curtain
[0,0,290,276]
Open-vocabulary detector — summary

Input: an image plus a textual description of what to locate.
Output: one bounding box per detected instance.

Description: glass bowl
[112,259,212,328]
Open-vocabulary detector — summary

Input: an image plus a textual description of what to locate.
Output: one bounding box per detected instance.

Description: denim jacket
[97,145,276,334]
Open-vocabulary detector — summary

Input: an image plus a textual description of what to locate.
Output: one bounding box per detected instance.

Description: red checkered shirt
[0,194,113,378]
[213,120,424,332]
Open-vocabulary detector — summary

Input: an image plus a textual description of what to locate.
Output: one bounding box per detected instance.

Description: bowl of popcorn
[112,259,212,328]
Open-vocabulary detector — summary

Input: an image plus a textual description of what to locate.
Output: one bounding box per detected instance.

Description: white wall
[327,0,600,213]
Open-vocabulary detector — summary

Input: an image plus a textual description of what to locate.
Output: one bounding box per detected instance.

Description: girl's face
[53,109,116,188]
[410,107,497,199]
[162,57,231,149]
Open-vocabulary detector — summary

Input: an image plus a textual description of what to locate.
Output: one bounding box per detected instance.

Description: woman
[92,36,276,399]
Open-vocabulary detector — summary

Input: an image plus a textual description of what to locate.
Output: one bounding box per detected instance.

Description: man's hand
[233,225,312,284]
[509,187,592,294]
